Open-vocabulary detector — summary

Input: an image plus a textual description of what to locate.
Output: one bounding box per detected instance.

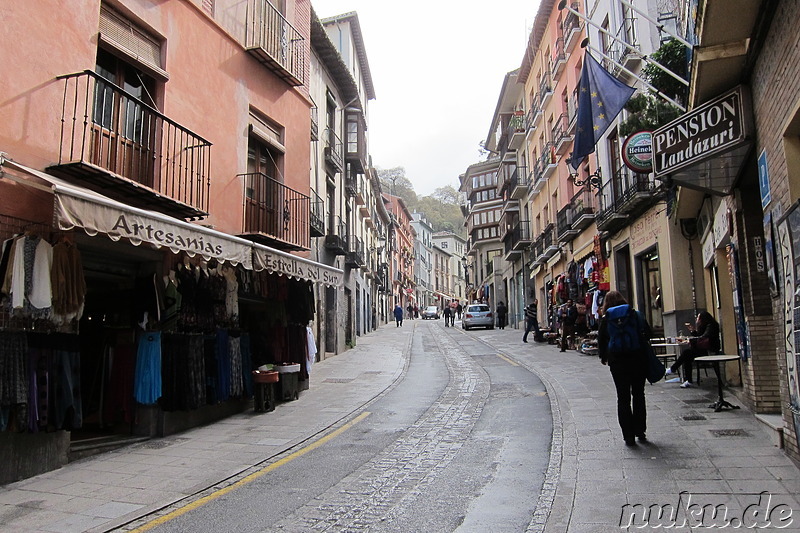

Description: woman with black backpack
[598,291,652,447]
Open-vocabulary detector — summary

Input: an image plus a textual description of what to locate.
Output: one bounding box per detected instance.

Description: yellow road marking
[496,353,519,366]
[130,411,371,531]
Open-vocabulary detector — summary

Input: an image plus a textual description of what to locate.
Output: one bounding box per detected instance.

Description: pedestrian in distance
[456,302,463,321]
[496,301,507,329]
[414,304,419,319]
[598,291,652,446]
[406,303,414,320]
[442,305,452,327]
[560,299,577,352]
[523,299,540,343]
[394,304,404,327]
[666,311,721,388]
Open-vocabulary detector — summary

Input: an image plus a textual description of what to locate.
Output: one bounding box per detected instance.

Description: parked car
[422,306,440,319]
[462,304,494,330]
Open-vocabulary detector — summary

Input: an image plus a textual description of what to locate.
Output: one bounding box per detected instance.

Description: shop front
[0,160,342,483]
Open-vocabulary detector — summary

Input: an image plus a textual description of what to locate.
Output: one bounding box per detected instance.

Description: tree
[377,166,418,207]
[430,185,460,206]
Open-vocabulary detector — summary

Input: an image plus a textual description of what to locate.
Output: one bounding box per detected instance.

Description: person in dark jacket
[394,304,404,327]
[496,301,507,329]
[442,305,452,327]
[666,311,721,388]
[560,299,577,352]
[598,291,652,446]
[522,299,540,343]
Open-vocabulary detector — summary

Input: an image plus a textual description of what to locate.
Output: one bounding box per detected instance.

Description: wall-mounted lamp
[567,163,602,191]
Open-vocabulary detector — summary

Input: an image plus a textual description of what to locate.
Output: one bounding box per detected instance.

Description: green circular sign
[622,131,653,173]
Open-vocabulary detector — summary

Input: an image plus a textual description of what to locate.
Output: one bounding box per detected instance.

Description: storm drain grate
[710,429,749,437]
[682,414,707,421]
[139,437,189,450]
[324,378,354,383]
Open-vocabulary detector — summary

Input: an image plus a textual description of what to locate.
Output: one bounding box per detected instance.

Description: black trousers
[523,318,539,342]
[671,347,707,382]
[609,359,647,441]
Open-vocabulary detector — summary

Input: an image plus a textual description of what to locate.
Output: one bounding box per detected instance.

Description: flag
[570,53,636,170]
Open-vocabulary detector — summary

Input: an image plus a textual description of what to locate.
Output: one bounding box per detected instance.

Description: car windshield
[468,305,490,312]
[425,307,437,312]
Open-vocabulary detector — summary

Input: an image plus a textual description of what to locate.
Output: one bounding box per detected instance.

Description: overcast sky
[312,0,538,196]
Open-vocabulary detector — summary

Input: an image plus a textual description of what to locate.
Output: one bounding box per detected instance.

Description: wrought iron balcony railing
[324,128,343,172]
[309,188,324,237]
[245,0,305,86]
[52,71,211,219]
[240,172,310,250]
[324,216,347,255]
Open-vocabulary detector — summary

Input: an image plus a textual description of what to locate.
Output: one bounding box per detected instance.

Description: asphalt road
[136,320,552,532]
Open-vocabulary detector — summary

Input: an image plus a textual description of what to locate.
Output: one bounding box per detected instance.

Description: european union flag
[570,53,636,170]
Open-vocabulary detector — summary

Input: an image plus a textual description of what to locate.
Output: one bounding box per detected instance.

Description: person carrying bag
[598,291,660,446]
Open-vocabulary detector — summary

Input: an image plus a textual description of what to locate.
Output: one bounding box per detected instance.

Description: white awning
[1,158,253,269]
[252,243,343,288]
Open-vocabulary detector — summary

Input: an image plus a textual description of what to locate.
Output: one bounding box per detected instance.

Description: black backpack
[606,305,642,354]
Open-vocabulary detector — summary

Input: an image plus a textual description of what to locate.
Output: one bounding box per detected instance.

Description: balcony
[538,72,554,108]
[245,0,305,86]
[532,234,545,265]
[50,71,210,220]
[345,110,368,173]
[324,216,347,255]
[596,168,661,232]
[567,87,579,133]
[324,128,343,172]
[239,172,310,251]
[531,145,558,195]
[552,113,574,155]
[551,37,567,79]
[571,187,597,232]
[345,235,365,267]
[526,106,539,136]
[510,165,528,200]
[556,204,578,242]
[507,112,526,150]
[542,224,560,259]
[310,188,325,237]
[562,5,582,52]
[512,220,532,251]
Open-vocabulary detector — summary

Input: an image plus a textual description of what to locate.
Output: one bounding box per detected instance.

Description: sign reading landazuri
[653,86,747,177]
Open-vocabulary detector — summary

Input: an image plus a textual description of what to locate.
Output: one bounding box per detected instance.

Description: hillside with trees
[376,167,465,235]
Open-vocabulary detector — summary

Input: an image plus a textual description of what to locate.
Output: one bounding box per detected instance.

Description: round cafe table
[693,354,741,412]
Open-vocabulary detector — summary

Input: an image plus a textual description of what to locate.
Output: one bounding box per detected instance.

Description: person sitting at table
[666,311,720,388]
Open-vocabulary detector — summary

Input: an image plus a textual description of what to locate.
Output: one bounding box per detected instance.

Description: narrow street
[123,319,551,532]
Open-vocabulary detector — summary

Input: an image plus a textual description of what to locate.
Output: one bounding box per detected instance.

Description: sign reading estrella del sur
[621,131,653,173]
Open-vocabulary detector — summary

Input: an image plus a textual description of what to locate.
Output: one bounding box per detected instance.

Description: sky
[312,0,539,197]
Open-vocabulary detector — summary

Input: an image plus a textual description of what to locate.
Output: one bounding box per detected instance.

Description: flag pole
[583,43,686,111]
[617,0,693,49]
[558,0,689,89]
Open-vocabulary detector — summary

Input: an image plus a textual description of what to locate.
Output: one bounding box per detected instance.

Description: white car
[421,306,440,319]
[462,304,494,330]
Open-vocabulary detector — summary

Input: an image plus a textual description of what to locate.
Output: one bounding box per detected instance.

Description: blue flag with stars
[570,53,636,170]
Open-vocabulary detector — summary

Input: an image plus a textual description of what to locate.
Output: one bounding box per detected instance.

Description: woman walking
[598,291,652,446]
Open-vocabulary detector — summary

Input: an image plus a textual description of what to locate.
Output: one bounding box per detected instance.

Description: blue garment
[134,332,162,404]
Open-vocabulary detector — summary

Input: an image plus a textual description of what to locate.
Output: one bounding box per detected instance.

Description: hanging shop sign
[652,85,753,195]
[253,243,343,288]
[1,158,254,268]
[621,131,653,173]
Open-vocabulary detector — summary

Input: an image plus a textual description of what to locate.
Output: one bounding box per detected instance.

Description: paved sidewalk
[2,321,799,533]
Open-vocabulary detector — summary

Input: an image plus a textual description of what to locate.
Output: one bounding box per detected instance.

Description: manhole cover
[710,429,749,437]
[139,437,189,449]
[682,414,707,421]
[324,378,354,383]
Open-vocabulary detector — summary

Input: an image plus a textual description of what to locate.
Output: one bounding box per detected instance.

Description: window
[440,242,448,249]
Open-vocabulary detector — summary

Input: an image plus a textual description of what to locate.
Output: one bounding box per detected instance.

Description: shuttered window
[99,5,168,80]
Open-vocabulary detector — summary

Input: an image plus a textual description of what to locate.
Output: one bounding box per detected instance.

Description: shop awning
[2,157,254,268]
[252,243,343,288]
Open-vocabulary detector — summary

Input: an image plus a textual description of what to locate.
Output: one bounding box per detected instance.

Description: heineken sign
[622,131,653,173]
[653,86,751,180]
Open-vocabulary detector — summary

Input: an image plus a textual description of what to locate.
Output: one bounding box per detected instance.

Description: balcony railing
[345,110,367,171]
[567,87,579,130]
[556,204,576,242]
[324,216,347,255]
[571,187,597,231]
[309,188,324,237]
[510,165,528,200]
[310,107,319,142]
[538,72,553,107]
[240,172,310,250]
[562,4,582,51]
[553,113,573,155]
[597,168,660,231]
[245,0,305,86]
[52,71,210,219]
[526,106,539,133]
[346,235,365,267]
[551,37,567,78]
[324,128,343,172]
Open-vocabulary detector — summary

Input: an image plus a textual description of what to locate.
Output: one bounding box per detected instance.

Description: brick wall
[751,0,800,461]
